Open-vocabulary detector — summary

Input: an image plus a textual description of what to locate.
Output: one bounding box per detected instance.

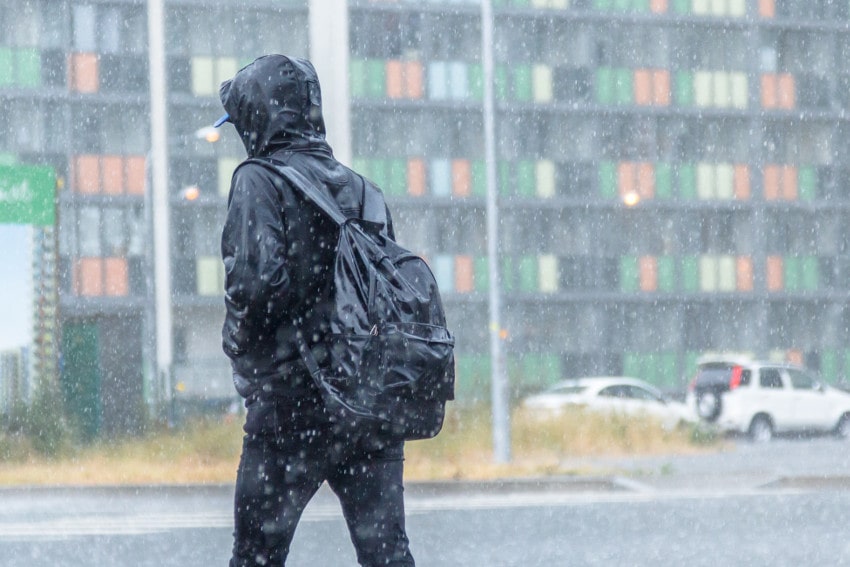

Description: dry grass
[0,406,718,486]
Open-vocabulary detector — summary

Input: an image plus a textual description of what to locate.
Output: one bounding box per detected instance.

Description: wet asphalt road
[2,437,849,566]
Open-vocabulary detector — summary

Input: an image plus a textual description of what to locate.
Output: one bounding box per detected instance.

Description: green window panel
[0,47,14,86]
[495,66,509,101]
[614,67,633,105]
[677,163,696,199]
[594,0,614,9]
[595,66,614,105]
[612,0,632,11]
[632,0,650,10]
[655,162,672,199]
[387,159,407,197]
[16,48,40,87]
[351,158,370,180]
[499,161,513,197]
[641,354,659,385]
[349,59,367,98]
[598,160,617,198]
[784,256,801,292]
[623,352,642,378]
[657,256,675,291]
[672,0,690,12]
[501,256,515,292]
[455,354,491,402]
[370,159,389,190]
[674,70,694,106]
[516,160,536,197]
[518,255,538,292]
[657,352,678,388]
[681,256,699,292]
[512,0,530,6]
[513,65,533,102]
[474,256,489,292]
[366,59,385,99]
[821,350,838,384]
[541,354,562,386]
[799,166,817,201]
[469,63,484,101]
[472,161,486,197]
[61,322,102,440]
[620,255,639,292]
[683,352,700,381]
[801,256,819,291]
[521,354,562,392]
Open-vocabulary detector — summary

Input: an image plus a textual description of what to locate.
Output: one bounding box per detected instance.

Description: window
[788,369,817,390]
[760,368,784,389]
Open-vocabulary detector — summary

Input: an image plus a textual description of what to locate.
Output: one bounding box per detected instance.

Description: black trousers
[230,399,415,567]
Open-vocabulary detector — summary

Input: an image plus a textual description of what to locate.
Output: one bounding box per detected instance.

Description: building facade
[2,0,850,433]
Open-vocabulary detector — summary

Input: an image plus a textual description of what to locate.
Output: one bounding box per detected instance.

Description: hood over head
[217,54,330,157]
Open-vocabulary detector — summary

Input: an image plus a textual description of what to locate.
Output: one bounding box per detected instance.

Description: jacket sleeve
[221,164,291,357]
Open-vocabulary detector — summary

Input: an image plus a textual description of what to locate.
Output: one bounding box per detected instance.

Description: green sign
[0,164,55,226]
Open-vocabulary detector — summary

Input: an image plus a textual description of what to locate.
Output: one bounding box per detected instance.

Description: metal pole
[309,0,351,166]
[481,0,511,463]
[147,0,173,422]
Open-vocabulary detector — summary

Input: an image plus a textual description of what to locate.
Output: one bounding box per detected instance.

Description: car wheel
[834,415,850,440]
[749,415,773,443]
[696,389,722,422]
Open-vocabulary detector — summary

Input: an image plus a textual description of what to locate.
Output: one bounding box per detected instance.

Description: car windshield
[547,385,586,395]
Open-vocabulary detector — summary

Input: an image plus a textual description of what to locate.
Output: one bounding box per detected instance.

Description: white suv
[687,358,850,442]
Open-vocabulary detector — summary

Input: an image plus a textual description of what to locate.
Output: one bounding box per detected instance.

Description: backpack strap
[361,180,387,227]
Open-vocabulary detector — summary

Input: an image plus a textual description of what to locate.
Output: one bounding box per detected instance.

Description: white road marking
[0,487,801,541]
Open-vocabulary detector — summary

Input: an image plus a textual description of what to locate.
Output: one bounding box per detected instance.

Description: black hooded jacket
[219,55,394,400]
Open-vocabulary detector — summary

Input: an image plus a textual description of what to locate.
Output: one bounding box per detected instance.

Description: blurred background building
[2,0,850,435]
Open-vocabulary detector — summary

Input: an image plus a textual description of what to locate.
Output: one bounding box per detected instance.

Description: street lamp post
[481,0,511,463]
[147,0,173,422]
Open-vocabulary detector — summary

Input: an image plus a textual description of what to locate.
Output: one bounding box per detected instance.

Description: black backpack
[252,158,455,441]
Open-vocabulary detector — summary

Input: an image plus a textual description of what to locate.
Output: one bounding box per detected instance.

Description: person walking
[215,54,415,567]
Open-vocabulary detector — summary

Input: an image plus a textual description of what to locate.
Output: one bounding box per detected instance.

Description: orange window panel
[763,165,780,200]
[777,73,795,109]
[618,162,636,197]
[734,164,750,200]
[407,158,427,197]
[760,74,777,109]
[404,61,424,99]
[639,256,658,291]
[386,60,404,99]
[125,155,146,195]
[451,159,471,197]
[736,256,754,291]
[104,257,129,296]
[766,256,783,291]
[637,162,654,199]
[652,69,671,106]
[759,0,775,18]
[74,155,100,194]
[781,165,798,200]
[650,0,668,13]
[101,155,124,195]
[454,255,474,293]
[634,69,652,106]
[74,257,103,296]
[69,52,99,93]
